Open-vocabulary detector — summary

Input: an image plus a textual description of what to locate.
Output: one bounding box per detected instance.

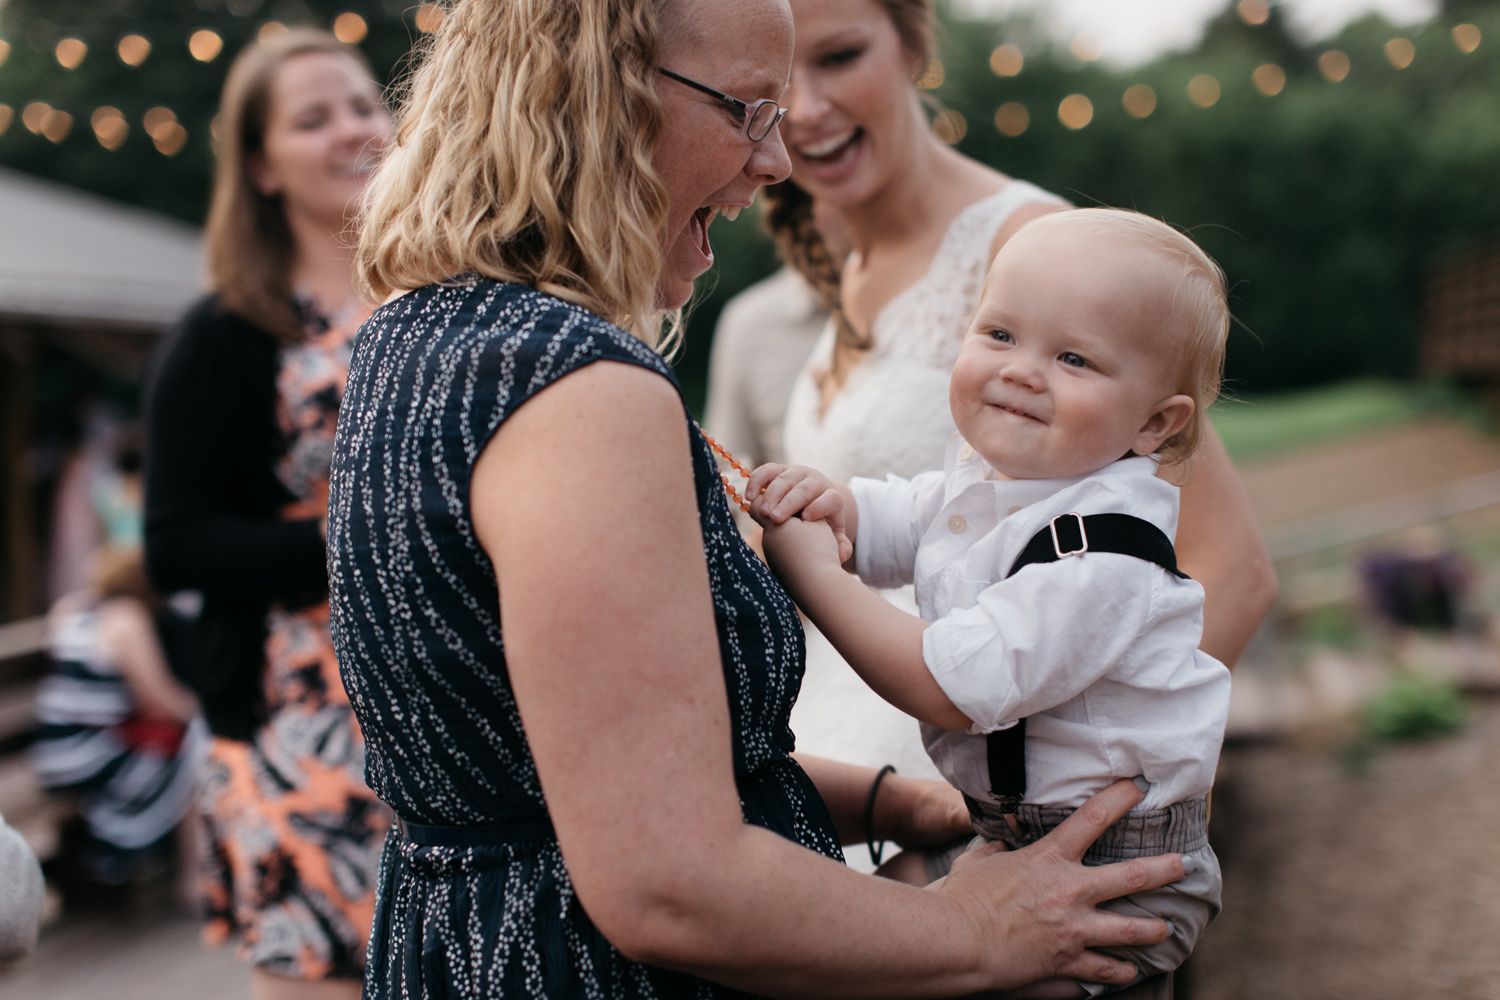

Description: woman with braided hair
[762,0,1277,880]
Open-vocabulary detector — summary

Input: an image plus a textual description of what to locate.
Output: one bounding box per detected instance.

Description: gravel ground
[1188,697,1500,1000]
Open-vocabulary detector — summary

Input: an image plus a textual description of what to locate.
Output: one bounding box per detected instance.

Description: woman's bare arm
[792,753,969,849]
[472,361,1184,998]
[1168,426,1278,666]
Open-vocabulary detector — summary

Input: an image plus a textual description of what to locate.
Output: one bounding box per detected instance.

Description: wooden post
[0,326,38,622]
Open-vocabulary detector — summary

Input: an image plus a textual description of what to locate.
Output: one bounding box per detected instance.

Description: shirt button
[1007,506,1021,516]
[959,443,975,461]
[948,514,968,534]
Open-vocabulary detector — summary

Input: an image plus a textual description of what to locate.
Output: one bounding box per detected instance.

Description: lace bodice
[783,180,1068,484]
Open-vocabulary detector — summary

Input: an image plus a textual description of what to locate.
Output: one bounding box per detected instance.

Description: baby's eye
[1059,352,1089,368]
[988,329,1014,345]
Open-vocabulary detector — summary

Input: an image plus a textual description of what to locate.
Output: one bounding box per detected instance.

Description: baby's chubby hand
[745,464,853,565]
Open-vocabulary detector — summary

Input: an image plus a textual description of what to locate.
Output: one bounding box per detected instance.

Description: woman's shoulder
[365,277,676,385]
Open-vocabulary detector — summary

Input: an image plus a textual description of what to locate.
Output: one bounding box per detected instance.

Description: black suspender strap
[986,512,1189,811]
[1005,512,1188,581]
[986,718,1027,812]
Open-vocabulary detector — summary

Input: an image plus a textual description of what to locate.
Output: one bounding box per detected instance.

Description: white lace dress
[783,181,1069,851]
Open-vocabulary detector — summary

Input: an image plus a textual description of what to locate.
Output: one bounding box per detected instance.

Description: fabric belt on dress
[395,815,555,846]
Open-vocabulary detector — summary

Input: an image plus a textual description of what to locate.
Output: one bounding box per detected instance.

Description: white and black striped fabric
[30,600,206,851]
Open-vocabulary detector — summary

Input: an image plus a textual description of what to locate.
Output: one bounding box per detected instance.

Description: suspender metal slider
[1049,512,1089,560]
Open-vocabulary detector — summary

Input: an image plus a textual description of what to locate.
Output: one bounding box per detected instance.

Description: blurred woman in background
[757,0,1276,880]
[143,30,392,1000]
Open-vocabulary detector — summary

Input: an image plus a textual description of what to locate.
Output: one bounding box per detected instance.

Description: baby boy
[748,209,1232,997]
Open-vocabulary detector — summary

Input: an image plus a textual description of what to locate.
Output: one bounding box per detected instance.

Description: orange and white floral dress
[199,300,391,981]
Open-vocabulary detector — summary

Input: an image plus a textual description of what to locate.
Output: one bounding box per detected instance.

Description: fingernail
[1166,921,1176,936]
[1181,855,1196,875]
[1131,775,1150,794]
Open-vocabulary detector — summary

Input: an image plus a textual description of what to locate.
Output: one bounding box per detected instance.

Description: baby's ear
[1132,395,1195,457]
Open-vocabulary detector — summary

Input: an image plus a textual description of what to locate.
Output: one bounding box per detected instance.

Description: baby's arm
[759,515,972,731]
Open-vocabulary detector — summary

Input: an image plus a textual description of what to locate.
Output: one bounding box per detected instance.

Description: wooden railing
[0,616,65,859]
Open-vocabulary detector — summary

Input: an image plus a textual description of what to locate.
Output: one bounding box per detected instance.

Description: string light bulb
[932,109,966,145]
[91,107,129,150]
[1058,94,1093,130]
[994,102,1028,137]
[55,38,87,70]
[21,103,51,134]
[1384,38,1415,69]
[1122,84,1157,118]
[259,22,289,43]
[0,105,12,136]
[415,3,445,33]
[1237,0,1270,25]
[1252,64,1286,97]
[1453,24,1481,54]
[333,12,368,44]
[190,29,224,62]
[1188,74,1221,108]
[989,44,1023,78]
[118,35,151,67]
[0,40,11,68]
[41,109,73,143]
[1319,50,1351,82]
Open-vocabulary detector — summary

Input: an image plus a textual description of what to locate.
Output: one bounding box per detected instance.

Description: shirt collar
[945,434,1160,510]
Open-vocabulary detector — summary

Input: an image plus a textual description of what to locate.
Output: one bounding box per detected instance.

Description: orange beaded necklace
[698,426,753,513]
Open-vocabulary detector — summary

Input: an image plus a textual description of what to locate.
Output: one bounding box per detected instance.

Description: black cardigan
[143,296,328,740]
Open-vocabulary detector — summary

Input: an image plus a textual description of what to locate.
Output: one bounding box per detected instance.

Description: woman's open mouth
[794,127,864,180]
[688,204,745,269]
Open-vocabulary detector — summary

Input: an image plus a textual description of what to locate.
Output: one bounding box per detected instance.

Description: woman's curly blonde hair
[357,0,676,347]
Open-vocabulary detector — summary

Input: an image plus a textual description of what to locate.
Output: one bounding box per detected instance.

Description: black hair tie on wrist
[864,764,897,867]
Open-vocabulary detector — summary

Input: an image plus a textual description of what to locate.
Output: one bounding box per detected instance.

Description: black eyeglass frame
[657,66,788,143]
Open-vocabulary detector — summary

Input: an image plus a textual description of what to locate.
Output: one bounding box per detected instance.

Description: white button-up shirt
[849,438,1230,812]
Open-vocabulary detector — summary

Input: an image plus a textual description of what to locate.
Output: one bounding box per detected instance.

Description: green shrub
[1363,674,1468,741]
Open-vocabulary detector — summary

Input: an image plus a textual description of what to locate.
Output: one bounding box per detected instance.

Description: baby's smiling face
[949,218,1198,481]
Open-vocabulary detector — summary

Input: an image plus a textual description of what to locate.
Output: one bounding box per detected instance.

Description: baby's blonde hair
[356,0,676,348]
[1026,209,1228,465]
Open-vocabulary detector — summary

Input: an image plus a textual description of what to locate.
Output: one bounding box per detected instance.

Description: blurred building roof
[0,166,201,331]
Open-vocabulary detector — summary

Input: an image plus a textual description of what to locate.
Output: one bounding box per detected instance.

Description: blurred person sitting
[143,29,393,1000]
[30,542,208,887]
[0,810,44,964]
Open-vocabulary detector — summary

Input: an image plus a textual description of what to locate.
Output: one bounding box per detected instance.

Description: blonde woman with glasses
[328,1,1188,997]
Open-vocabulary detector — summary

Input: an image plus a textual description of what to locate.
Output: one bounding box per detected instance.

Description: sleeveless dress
[326,278,842,999]
[198,300,393,980]
[783,181,1070,839]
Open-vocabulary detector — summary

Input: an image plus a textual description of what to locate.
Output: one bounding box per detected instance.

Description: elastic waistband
[396,815,555,847]
[964,795,1209,862]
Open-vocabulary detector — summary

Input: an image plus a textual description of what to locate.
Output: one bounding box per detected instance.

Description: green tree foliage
[936,4,1500,393]
[3,1,1497,406]
[0,0,425,223]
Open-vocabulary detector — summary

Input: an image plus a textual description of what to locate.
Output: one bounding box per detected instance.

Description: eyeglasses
[657,67,788,143]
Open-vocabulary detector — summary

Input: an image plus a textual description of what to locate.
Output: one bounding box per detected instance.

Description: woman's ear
[247,151,281,198]
[1131,395,1195,457]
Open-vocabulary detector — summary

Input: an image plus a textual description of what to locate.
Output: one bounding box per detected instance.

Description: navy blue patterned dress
[327,278,843,999]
